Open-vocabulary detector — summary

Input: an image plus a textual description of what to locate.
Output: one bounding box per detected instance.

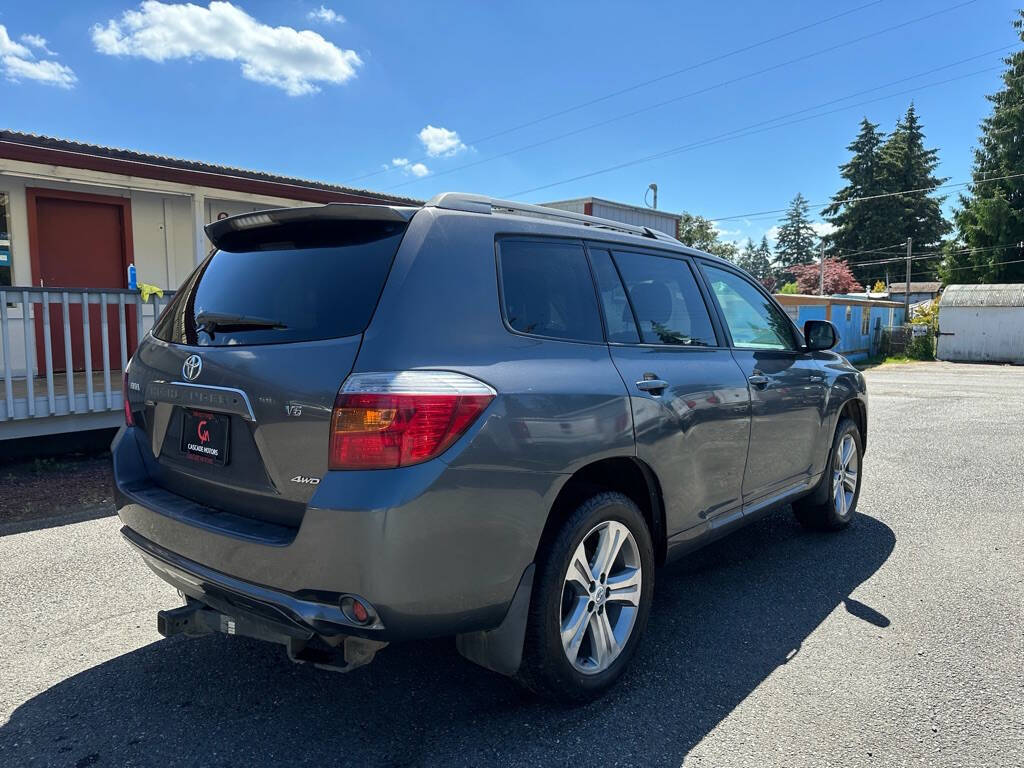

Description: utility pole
[904,237,912,324]
[646,183,658,209]
[819,241,825,295]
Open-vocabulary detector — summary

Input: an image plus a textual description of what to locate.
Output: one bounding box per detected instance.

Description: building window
[0,192,11,286]
[845,305,852,322]
[861,308,870,335]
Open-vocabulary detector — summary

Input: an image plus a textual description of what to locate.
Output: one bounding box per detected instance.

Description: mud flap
[455,563,534,677]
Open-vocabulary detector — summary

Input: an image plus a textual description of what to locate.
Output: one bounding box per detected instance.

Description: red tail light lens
[329,371,495,470]
[123,372,134,426]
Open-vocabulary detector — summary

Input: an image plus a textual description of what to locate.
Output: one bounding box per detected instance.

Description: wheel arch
[839,396,868,453]
[537,456,667,567]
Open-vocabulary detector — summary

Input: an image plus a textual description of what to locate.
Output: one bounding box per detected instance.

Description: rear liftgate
[156,600,388,673]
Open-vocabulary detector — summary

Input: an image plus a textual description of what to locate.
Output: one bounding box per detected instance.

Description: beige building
[0,129,418,438]
[0,129,418,293]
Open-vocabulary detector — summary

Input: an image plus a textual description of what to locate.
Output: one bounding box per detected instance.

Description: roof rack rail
[424,193,679,244]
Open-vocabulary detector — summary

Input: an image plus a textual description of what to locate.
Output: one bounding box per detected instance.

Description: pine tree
[735,238,758,273]
[940,12,1024,284]
[775,193,818,270]
[822,118,893,281]
[753,236,775,285]
[877,104,950,278]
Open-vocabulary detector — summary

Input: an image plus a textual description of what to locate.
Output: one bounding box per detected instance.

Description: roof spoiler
[205,203,418,250]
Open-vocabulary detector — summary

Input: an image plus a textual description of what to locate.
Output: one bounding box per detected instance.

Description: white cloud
[308,5,345,24]
[390,157,429,177]
[418,124,466,157]
[91,1,362,96]
[0,25,76,88]
[811,221,836,239]
[20,33,58,56]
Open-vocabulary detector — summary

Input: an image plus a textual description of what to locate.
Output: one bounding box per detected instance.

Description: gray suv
[113,193,866,701]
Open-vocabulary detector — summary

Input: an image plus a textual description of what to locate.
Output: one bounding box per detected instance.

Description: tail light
[329,371,495,470]
[123,372,134,426]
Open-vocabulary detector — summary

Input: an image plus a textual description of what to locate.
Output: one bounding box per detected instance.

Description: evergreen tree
[822,118,892,280]
[940,12,1024,284]
[775,193,818,270]
[735,236,776,289]
[877,103,950,278]
[754,236,774,278]
[735,238,758,273]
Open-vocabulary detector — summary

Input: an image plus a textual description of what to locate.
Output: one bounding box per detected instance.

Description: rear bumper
[112,425,557,641]
[121,525,383,639]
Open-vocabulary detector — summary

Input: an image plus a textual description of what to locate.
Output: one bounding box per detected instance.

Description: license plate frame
[180,409,230,466]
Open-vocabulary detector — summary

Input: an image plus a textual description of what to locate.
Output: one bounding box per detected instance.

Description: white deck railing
[0,287,175,437]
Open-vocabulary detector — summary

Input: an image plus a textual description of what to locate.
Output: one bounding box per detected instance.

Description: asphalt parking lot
[1,361,1022,767]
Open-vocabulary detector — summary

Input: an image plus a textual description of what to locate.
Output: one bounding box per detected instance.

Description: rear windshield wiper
[195,311,288,338]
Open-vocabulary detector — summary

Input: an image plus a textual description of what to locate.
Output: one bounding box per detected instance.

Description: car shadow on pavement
[0,510,895,768]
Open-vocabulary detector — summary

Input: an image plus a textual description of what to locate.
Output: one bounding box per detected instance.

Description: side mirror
[803,319,839,351]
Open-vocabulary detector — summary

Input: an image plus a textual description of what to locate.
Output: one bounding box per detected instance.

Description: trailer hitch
[156,600,387,673]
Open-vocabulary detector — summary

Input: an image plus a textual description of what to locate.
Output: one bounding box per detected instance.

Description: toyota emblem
[182,354,203,381]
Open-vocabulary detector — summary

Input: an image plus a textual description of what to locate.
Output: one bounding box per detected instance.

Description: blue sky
[0,0,1020,246]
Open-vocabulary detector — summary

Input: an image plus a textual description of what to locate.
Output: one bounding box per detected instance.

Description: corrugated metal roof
[0,129,423,205]
[939,283,1024,308]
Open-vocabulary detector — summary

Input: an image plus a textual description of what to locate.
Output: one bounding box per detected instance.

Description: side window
[702,265,795,350]
[498,240,602,343]
[612,251,717,347]
[588,249,640,343]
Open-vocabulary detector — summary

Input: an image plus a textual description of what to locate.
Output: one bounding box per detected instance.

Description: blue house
[775,294,906,362]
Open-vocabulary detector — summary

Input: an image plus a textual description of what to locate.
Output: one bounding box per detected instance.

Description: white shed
[937,284,1024,364]
[541,197,681,238]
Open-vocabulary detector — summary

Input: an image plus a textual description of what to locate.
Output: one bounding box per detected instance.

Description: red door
[30,190,136,373]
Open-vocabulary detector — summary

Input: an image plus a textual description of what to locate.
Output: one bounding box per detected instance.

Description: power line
[343,0,890,184]
[853,241,1024,267]
[838,242,912,259]
[383,42,1016,192]
[343,0,976,186]
[503,65,1013,199]
[936,256,1024,274]
[708,169,1024,223]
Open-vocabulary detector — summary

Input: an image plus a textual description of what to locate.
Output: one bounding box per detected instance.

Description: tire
[793,416,863,531]
[516,492,655,702]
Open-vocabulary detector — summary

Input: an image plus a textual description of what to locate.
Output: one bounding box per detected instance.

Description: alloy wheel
[559,520,642,675]
[832,433,859,518]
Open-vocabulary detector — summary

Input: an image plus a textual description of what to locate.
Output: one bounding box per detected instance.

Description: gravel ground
[0,453,114,528]
[0,361,1021,767]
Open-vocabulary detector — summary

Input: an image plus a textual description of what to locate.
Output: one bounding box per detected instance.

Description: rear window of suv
[153,220,407,346]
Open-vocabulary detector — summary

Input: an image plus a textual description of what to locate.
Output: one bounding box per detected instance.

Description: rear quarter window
[498,240,602,343]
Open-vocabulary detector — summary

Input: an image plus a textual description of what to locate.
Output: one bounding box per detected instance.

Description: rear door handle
[636,378,669,394]
[747,374,769,387]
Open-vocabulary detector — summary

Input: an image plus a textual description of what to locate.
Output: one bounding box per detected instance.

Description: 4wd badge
[290,475,320,485]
